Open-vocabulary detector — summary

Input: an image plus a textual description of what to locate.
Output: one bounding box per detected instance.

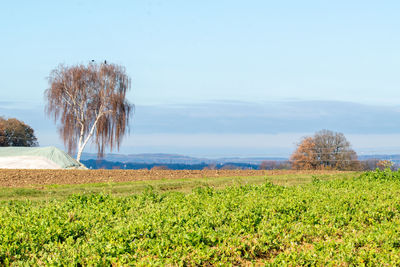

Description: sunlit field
[0,169,355,200]
[2,170,400,265]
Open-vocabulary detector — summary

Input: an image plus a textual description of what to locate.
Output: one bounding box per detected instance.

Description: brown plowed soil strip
[0,169,344,188]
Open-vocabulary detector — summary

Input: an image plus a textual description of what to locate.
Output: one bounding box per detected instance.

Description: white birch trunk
[75,112,104,163]
[76,123,85,163]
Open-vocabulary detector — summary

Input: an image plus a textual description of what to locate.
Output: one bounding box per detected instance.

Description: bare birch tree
[45,62,133,163]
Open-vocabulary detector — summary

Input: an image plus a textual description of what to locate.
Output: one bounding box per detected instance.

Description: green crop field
[1,170,400,265]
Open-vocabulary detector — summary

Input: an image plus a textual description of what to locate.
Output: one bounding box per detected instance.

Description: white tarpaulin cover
[0,146,83,169]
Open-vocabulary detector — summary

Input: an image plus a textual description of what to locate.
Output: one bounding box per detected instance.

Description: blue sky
[1,1,400,157]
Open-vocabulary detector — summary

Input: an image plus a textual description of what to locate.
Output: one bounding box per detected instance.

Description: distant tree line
[259,160,291,170]
[81,159,260,170]
[82,157,395,171]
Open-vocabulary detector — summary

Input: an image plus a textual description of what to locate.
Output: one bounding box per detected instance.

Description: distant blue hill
[358,155,400,164]
[79,152,400,170]
[80,152,288,165]
[81,152,400,163]
[81,159,262,170]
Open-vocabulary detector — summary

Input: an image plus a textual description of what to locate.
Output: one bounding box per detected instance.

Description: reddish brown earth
[0,169,343,188]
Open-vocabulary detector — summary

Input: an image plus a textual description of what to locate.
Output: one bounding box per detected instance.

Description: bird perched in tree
[104,60,107,64]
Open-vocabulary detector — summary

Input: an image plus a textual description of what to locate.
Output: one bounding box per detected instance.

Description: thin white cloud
[125,133,304,148]
[119,133,400,157]
[133,100,400,134]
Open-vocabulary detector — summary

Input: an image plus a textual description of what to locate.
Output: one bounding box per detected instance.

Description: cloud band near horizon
[1,100,400,157]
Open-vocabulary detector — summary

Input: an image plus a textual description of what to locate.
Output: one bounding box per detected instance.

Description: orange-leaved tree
[291,130,359,170]
[290,137,318,170]
[45,62,133,162]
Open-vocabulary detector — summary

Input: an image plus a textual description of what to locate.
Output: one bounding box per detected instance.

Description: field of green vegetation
[1,170,400,265]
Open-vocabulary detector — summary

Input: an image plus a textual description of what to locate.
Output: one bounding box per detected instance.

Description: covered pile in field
[0,146,83,169]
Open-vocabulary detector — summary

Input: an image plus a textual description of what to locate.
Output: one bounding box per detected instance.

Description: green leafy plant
[1,171,400,265]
